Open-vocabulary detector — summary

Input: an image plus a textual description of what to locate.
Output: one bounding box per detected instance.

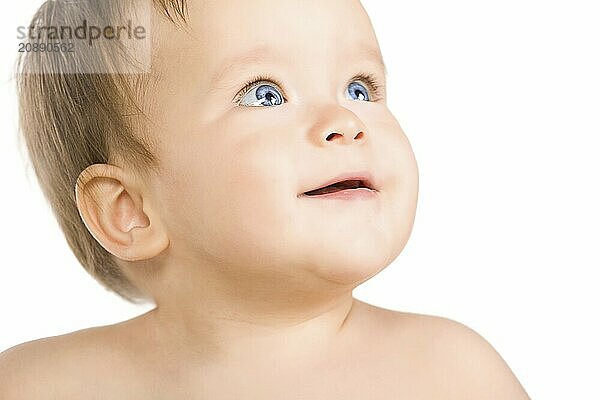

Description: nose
[308,104,369,147]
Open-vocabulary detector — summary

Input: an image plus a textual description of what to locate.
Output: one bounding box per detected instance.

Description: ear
[75,163,169,262]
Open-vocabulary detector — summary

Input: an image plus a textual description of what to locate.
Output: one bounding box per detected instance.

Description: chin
[307,246,394,286]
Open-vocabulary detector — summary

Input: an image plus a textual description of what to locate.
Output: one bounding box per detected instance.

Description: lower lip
[299,188,378,200]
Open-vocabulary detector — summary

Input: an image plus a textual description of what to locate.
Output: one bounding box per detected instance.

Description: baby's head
[18,0,418,305]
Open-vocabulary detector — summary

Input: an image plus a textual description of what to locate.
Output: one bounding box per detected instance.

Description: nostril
[354,131,365,139]
[326,132,343,141]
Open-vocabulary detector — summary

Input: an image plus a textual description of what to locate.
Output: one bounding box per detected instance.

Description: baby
[1,0,530,399]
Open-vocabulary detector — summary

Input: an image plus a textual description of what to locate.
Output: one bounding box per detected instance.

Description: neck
[142,260,359,363]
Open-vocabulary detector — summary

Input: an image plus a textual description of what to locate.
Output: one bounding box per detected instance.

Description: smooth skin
[1,1,530,399]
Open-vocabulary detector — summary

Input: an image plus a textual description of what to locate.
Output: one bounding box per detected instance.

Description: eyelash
[233,72,385,104]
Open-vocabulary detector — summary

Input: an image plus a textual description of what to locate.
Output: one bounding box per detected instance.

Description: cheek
[384,125,419,261]
[356,106,419,226]
[154,135,232,255]
[173,127,300,270]
[222,135,298,248]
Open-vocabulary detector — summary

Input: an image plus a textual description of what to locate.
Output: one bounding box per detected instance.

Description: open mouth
[302,179,376,196]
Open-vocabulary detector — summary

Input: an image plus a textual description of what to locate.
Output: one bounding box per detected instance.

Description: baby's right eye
[236,75,286,107]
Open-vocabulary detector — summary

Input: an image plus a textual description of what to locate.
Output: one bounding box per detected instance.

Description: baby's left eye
[346,81,371,102]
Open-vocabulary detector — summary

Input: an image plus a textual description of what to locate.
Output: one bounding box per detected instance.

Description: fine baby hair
[17,0,188,302]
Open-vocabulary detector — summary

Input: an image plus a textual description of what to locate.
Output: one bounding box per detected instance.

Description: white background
[1,1,599,398]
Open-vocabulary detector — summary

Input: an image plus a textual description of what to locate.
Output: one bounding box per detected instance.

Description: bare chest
[121,351,454,400]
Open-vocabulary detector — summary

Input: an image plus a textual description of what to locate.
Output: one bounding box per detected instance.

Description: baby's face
[144,0,418,287]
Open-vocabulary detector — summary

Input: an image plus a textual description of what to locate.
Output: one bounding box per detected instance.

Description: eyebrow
[209,43,387,87]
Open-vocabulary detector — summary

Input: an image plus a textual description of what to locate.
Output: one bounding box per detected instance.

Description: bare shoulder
[353,299,531,399]
[0,333,76,399]
[0,318,145,400]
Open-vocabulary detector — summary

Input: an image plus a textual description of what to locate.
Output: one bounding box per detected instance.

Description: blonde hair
[16,0,187,302]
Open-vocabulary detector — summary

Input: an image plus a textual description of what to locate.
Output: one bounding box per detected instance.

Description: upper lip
[299,171,378,196]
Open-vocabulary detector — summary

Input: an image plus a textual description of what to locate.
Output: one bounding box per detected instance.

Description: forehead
[185,0,385,78]
[210,43,386,88]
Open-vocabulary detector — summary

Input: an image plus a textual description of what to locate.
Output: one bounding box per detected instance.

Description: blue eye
[346,74,383,101]
[238,80,285,107]
[347,81,370,101]
[235,73,383,107]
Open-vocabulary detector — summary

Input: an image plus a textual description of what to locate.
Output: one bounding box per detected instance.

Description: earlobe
[75,163,169,262]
